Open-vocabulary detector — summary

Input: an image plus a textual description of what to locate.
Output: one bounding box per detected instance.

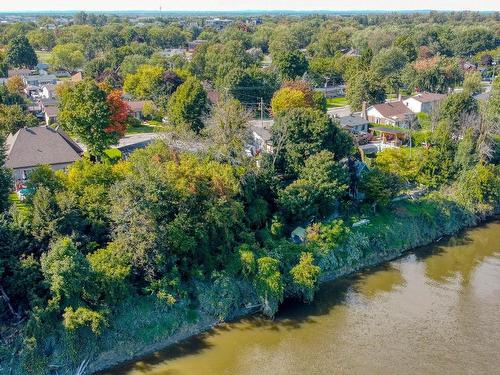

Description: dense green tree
[462,71,482,95]
[27,29,56,51]
[455,163,500,215]
[204,41,255,85]
[40,237,90,307]
[290,252,320,302]
[455,128,478,172]
[273,50,308,80]
[0,53,8,78]
[439,92,478,127]
[417,121,456,188]
[307,56,342,87]
[58,79,118,157]
[402,56,462,93]
[0,137,11,212]
[148,25,188,49]
[6,35,38,68]
[26,165,62,194]
[224,67,280,105]
[119,54,149,77]
[359,168,401,212]
[451,28,499,57]
[0,104,38,138]
[254,256,283,317]
[167,77,207,133]
[484,77,500,125]
[272,108,352,175]
[346,71,386,111]
[370,47,408,93]
[49,43,85,71]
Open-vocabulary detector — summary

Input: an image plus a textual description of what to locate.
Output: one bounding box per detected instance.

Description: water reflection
[102,221,500,375]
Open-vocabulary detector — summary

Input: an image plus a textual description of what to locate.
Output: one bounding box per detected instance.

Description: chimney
[362,101,367,120]
[398,93,402,102]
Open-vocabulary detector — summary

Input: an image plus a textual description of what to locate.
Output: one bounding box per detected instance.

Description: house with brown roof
[403,92,446,114]
[8,68,32,78]
[366,101,415,128]
[71,72,83,82]
[126,100,150,120]
[5,126,83,183]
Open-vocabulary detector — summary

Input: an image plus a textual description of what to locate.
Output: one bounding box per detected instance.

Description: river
[103,220,500,375]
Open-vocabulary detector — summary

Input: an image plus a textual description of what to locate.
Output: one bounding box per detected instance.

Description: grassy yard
[126,124,156,134]
[35,50,51,63]
[326,97,348,107]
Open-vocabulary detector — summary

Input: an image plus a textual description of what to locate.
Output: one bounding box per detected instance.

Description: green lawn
[126,124,156,134]
[326,97,348,107]
[35,50,51,63]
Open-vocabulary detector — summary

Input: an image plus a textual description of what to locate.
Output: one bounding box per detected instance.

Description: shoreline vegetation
[92,209,498,375]
[39,193,500,374]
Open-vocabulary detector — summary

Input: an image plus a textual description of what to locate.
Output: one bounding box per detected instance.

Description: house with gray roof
[337,115,369,133]
[22,74,57,87]
[5,126,83,183]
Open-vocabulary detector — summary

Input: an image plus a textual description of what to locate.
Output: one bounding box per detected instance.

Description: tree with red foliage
[106,90,130,137]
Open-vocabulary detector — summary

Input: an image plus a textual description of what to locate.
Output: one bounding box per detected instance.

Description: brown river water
[103,220,500,375]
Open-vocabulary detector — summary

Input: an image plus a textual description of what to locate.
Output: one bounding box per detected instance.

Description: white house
[5,126,82,184]
[41,84,58,99]
[367,101,415,128]
[403,92,446,114]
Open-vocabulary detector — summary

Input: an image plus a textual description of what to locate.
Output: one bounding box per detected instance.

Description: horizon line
[0,9,498,14]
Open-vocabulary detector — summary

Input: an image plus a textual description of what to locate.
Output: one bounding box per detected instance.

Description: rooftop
[337,115,369,128]
[370,101,413,119]
[5,126,82,169]
[409,92,446,103]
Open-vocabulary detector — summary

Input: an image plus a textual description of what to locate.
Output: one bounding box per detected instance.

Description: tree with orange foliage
[106,90,130,137]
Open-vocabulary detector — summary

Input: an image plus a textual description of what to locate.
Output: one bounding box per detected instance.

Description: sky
[1,0,499,12]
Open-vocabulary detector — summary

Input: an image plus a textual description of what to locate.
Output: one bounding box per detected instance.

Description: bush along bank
[8,190,495,375]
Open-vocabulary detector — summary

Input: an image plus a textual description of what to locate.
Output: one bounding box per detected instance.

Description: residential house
[54,70,71,78]
[367,101,415,127]
[5,125,83,184]
[8,68,32,78]
[403,92,446,114]
[337,115,369,133]
[41,84,58,99]
[38,98,59,124]
[36,62,49,74]
[22,74,57,87]
[250,120,274,154]
[126,100,149,120]
[44,106,59,125]
[314,85,346,98]
[71,72,83,82]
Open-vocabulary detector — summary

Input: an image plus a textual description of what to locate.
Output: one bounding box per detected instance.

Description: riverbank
[103,220,500,375]
[5,192,496,375]
[85,193,494,375]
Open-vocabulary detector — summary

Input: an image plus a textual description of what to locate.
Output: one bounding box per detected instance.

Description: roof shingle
[5,126,82,169]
